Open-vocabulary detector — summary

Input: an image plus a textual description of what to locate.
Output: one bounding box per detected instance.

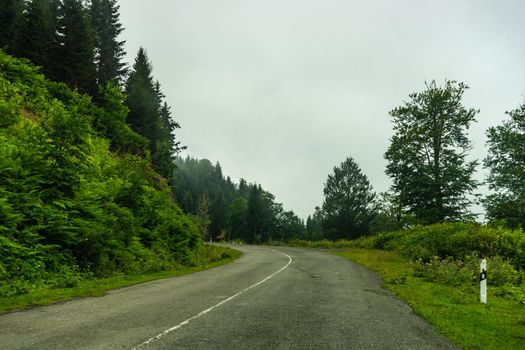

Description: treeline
[0,0,181,180]
[1,0,123,94]
[172,157,306,243]
[308,80,525,240]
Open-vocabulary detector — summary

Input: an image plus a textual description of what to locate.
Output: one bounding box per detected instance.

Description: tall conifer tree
[0,0,24,53]
[125,48,158,153]
[90,0,127,86]
[321,157,376,239]
[15,0,57,76]
[126,50,185,180]
[55,0,97,94]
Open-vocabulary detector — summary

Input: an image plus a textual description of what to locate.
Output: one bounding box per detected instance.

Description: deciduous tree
[484,101,525,228]
[385,80,479,224]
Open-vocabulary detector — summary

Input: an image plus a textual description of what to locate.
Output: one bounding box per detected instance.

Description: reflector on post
[480,258,487,304]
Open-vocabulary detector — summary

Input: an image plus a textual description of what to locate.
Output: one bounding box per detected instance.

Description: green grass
[0,245,242,314]
[334,249,525,350]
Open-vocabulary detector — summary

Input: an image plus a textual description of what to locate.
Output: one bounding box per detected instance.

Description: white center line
[132,249,293,349]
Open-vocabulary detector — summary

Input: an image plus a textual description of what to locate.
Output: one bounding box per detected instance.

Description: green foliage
[245,185,270,243]
[322,156,376,239]
[54,0,97,94]
[0,245,242,313]
[385,80,479,224]
[0,51,201,297]
[0,0,24,53]
[3,0,127,98]
[226,197,248,241]
[125,49,184,180]
[336,249,525,350]
[190,244,242,266]
[173,158,237,239]
[281,239,354,249]
[413,254,479,287]
[319,223,525,308]
[305,206,324,240]
[90,0,127,86]
[192,193,211,240]
[13,0,57,77]
[352,222,525,271]
[173,157,305,243]
[92,82,148,154]
[293,222,525,299]
[484,101,525,229]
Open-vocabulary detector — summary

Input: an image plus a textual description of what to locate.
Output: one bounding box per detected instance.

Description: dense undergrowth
[0,51,201,298]
[284,222,525,300]
[0,244,242,313]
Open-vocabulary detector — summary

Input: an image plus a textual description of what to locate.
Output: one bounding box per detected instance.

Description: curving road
[0,245,457,349]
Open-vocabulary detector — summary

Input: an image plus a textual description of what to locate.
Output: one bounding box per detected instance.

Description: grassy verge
[0,245,242,314]
[334,249,525,350]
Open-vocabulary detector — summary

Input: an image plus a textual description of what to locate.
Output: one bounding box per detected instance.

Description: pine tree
[0,0,24,53]
[14,0,57,76]
[125,48,158,152]
[90,0,127,86]
[54,0,97,94]
[155,102,176,179]
[226,197,248,241]
[245,185,264,243]
[160,102,185,156]
[306,206,323,240]
[126,64,185,180]
[322,157,376,239]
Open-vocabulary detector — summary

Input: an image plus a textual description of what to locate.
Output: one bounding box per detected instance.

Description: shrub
[360,222,525,271]
[412,253,521,287]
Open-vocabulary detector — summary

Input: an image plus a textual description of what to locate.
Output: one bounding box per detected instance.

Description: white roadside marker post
[480,258,487,304]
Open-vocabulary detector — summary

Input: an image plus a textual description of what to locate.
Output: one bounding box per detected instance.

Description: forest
[1,0,525,300]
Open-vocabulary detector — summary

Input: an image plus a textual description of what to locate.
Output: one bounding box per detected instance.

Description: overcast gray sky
[118,0,525,220]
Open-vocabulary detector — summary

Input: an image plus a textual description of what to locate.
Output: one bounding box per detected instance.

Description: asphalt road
[0,245,458,349]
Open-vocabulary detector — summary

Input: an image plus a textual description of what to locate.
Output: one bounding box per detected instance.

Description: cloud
[119,0,525,219]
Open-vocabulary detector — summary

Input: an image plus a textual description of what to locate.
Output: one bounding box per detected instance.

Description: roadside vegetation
[1,3,525,349]
[282,222,525,350]
[0,0,289,310]
[0,50,246,312]
[0,50,202,299]
[281,79,525,349]
[0,245,242,313]
[335,249,524,350]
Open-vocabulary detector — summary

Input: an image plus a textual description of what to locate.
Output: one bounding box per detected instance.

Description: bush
[357,222,525,271]
[412,253,521,287]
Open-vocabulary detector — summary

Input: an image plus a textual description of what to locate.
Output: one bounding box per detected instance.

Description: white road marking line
[132,249,292,349]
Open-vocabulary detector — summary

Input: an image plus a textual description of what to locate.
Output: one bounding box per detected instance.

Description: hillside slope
[0,51,200,297]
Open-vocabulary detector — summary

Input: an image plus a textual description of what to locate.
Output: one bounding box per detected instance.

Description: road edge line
[132,249,292,349]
